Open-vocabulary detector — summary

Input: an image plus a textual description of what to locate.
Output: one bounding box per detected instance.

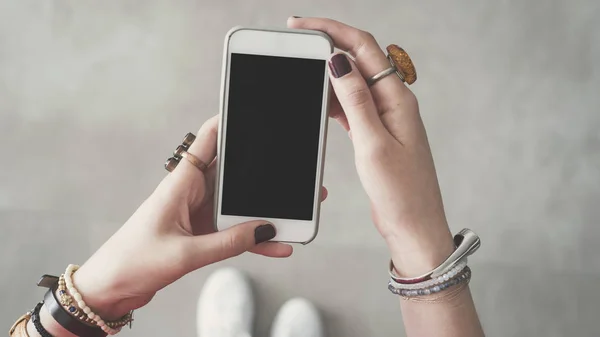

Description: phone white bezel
[214,27,333,244]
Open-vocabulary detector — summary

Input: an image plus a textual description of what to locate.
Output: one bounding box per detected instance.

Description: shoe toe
[197,268,254,337]
[271,298,323,337]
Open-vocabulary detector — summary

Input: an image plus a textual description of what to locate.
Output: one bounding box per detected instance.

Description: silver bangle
[389,228,481,284]
[389,258,468,290]
[389,266,472,297]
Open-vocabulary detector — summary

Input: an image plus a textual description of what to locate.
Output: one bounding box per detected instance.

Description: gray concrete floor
[1,1,599,336]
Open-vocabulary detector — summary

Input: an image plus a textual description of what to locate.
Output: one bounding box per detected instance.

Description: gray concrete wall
[1,1,599,336]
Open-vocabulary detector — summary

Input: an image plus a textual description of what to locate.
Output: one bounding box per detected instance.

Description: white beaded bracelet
[64,264,121,335]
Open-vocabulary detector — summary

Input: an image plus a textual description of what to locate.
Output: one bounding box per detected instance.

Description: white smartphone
[214,27,333,244]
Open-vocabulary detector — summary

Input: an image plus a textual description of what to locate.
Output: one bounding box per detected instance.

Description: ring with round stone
[367,44,417,86]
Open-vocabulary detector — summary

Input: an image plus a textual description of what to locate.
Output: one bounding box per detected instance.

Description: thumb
[189,222,276,267]
[328,53,386,146]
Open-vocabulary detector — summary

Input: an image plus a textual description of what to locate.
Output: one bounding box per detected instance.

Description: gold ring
[165,157,180,172]
[164,132,208,173]
[179,151,208,172]
[181,132,196,147]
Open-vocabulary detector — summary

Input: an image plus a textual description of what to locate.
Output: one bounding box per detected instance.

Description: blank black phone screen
[221,53,326,220]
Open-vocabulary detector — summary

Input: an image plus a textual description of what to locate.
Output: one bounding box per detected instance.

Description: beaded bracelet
[403,281,469,303]
[388,266,471,297]
[64,264,133,335]
[389,258,468,290]
[31,302,53,337]
[57,275,96,325]
[64,265,120,335]
[104,312,134,329]
[59,274,134,328]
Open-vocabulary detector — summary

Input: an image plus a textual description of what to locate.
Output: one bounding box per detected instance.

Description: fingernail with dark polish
[292,15,302,18]
[255,224,276,244]
[329,54,352,78]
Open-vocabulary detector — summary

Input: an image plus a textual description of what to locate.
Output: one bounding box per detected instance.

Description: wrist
[72,265,128,321]
[383,222,455,277]
[27,304,78,337]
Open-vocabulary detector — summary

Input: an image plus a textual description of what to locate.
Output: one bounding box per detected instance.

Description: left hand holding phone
[70,115,327,321]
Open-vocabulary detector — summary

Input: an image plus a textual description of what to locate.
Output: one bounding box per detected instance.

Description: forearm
[400,287,483,337]
[386,225,484,337]
[27,307,78,337]
[22,269,126,337]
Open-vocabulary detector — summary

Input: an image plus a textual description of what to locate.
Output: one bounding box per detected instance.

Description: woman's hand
[289,19,484,337]
[71,116,327,320]
[64,16,452,324]
[288,18,455,277]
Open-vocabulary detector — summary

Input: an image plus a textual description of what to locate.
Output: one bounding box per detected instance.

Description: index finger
[287,17,410,113]
[165,115,219,209]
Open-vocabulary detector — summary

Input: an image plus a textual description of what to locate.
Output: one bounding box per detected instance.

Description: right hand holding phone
[289,17,456,277]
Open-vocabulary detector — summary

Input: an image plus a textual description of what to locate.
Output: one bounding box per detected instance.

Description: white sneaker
[197,268,254,337]
[270,298,324,337]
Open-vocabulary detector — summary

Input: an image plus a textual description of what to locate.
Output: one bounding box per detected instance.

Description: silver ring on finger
[367,56,405,86]
[367,44,417,87]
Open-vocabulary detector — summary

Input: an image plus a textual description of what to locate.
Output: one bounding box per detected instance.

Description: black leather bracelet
[31,302,53,337]
[38,275,106,337]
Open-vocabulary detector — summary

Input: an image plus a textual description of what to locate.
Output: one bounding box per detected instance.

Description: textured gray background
[1,1,599,336]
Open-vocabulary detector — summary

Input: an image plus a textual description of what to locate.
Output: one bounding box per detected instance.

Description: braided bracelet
[31,302,53,337]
